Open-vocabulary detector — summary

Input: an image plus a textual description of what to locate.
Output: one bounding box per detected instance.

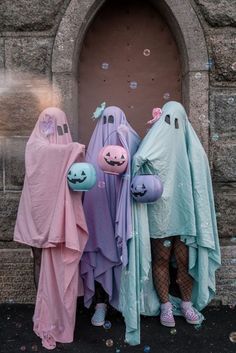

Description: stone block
[214,183,236,238]
[0,138,3,190]
[5,137,27,191]
[5,38,53,75]
[213,142,236,182]
[0,38,4,69]
[0,0,65,32]
[0,193,21,241]
[0,74,55,135]
[0,249,35,304]
[210,93,236,137]
[210,35,236,82]
[195,0,236,27]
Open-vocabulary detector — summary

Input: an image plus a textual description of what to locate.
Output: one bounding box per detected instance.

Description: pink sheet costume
[14,107,88,350]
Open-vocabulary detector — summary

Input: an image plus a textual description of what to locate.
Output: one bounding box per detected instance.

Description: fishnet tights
[151,237,193,303]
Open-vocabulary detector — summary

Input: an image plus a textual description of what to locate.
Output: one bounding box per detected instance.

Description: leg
[173,237,200,324]
[32,247,42,290]
[173,237,193,301]
[91,282,108,326]
[151,238,173,303]
[151,237,175,327]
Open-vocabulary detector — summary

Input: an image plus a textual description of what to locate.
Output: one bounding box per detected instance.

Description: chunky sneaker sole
[91,303,107,326]
[160,319,176,327]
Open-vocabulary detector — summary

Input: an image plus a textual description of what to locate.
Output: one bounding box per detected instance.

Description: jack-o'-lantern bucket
[98,145,128,175]
[130,174,163,203]
[67,162,96,191]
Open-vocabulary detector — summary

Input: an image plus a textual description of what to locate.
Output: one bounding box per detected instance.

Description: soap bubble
[211,133,219,142]
[98,181,106,188]
[20,346,26,352]
[163,240,171,248]
[163,92,170,100]
[103,321,112,330]
[130,81,138,89]
[216,212,221,218]
[229,332,236,343]
[101,62,109,70]
[195,72,202,79]
[170,328,177,335]
[31,344,38,351]
[143,49,151,56]
[16,322,22,328]
[115,349,121,353]
[227,97,235,104]
[105,339,114,347]
[194,324,202,331]
[144,345,151,352]
[231,62,236,71]
[205,59,214,70]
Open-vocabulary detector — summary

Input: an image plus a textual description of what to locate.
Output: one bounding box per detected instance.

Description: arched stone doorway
[52,0,209,150]
[78,0,181,144]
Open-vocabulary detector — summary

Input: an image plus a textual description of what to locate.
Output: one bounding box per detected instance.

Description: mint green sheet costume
[119,101,221,345]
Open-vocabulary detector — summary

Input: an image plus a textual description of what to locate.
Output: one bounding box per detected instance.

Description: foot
[181,301,200,324]
[91,303,107,326]
[160,302,175,327]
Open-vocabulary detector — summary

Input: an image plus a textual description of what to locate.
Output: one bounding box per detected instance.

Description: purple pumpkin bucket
[131,174,163,203]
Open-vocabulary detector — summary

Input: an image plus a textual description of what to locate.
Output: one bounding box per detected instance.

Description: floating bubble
[199,114,206,121]
[227,97,235,104]
[143,49,151,57]
[163,92,170,100]
[31,344,38,351]
[7,316,11,320]
[216,212,221,218]
[231,62,236,71]
[129,81,138,89]
[163,240,171,248]
[101,62,109,70]
[20,346,26,352]
[229,332,236,343]
[103,321,112,330]
[194,324,202,331]
[105,339,114,347]
[195,72,202,79]
[205,59,214,70]
[16,322,22,328]
[211,133,219,142]
[98,181,106,188]
[170,328,177,335]
[115,349,121,353]
[130,105,134,109]
[144,345,151,353]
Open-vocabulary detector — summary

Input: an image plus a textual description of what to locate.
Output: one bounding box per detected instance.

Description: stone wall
[0,0,235,304]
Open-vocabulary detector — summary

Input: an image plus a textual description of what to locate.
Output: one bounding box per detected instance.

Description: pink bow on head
[147,107,162,125]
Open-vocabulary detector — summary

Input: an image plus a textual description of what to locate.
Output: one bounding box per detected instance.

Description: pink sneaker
[160,302,175,327]
[181,301,200,324]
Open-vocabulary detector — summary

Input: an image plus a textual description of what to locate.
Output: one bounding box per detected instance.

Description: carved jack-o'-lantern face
[130,175,164,203]
[98,145,128,175]
[130,183,147,198]
[67,169,87,184]
[67,162,96,191]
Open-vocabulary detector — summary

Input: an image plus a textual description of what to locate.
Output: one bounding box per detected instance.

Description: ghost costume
[119,101,221,345]
[14,107,88,350]
[80,106,140,310]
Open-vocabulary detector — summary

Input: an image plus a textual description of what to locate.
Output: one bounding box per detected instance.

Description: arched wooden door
[78,0,181,145]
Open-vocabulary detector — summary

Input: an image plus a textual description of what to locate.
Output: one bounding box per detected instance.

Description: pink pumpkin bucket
[98,145,128,175]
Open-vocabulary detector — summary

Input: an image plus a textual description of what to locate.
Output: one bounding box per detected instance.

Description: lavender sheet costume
[80,106,140,309]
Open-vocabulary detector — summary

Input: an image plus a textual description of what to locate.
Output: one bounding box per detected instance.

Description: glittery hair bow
[91,102,106,120]
[147,107,162,125]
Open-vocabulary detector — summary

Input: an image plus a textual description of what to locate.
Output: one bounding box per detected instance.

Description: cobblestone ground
[0,302,236,353]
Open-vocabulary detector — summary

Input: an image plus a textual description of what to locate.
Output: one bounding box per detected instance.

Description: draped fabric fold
[119,101,221,345]
[14,107,88,349]
[80,106,140,310]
